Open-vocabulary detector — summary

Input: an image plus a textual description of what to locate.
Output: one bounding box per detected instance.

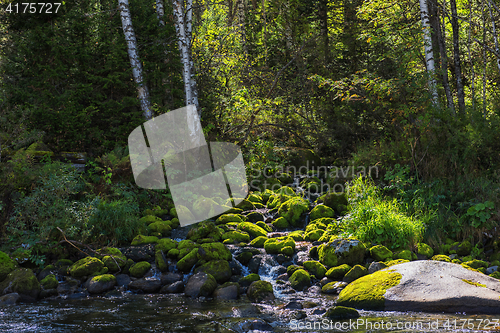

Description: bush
[340,176,423,249]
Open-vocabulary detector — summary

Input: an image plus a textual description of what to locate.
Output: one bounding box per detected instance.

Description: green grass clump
[340,176,423,249]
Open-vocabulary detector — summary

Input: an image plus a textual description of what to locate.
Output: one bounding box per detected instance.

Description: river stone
[160,280,184,294]
[368,261,388,274]
[339,260,500,313]
[214,282,240,300]
[121,245,154,262]
[318,238,366,268]
[69,257,105,278]
[129,278,162,293]
[115,274,131,287]
[0,251,17,282]
[0,292,20,305]
[195,260,232,283]
[160,272,183,285]
[247,280,275,302]
[0,268,41,300]
[56,278,80,295]
[184,272,217,298]
[88,274,117,294]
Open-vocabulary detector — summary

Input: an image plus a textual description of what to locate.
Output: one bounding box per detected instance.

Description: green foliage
[467,201,494,229]
[341,176,423,249]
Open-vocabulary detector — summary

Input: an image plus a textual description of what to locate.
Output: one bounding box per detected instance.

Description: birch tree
[450,0,466,113]
[419,0,439,107]
[487,0,500,74]
[172,0,200,114]
[118,0,153,120]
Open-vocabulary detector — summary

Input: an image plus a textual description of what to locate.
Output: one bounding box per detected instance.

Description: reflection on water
[1,293,500,333]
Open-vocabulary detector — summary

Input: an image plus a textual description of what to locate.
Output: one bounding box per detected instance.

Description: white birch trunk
[419,0,439,106]
[487,0,500,74]
[156,0,165,26]
[118,0,153,120]
[172,0,200,114]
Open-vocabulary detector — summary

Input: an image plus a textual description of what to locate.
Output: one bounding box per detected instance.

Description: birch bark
[419,0,439,106]
[450,0,466,113]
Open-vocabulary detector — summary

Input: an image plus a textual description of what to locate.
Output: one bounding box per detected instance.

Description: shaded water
[2,293,500,332]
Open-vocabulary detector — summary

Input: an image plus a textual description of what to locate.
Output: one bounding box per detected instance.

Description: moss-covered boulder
[216,213,245,225]
[195,260,231,283]
[177,240,200,259]
[321,281,347,294]
[0,268,41,299]
[184,272,217,298]
[235,251,254,265]
[222,230,250,244]
[249,236,268,248]
[192,196,220,220]
[277,197,309,227]
[40,274,58,290]
[343,264,368,283]
[310,205,335,221]
[417,243,434,258]
[281,246,294,257]
[463,259,488,269]
[237,222,268,238]
[177,248,199,272]
[246,212,264,223]
[431,254,451,262]
[288,230,305,241]
[139,215,163,225]
[287,265,303,277]
[272,216,290,229]
[337,269,402,310]
[129,261,151,278]
[318,238,366,267]
[236,199,255,211]
[315,192,348,215]
[304,229,324,242]
[148,221,172,237]
[324,306,360,320]
[393,250,413,261]
[69,257,105,278]
[187,221,223,243]
[0,251,17,282]
[197,242,232,263]
[131,235,159,246]
[369,245,393,261]
[264,237,295,254]
[289,269,311,291]
[238,273,261,287]
[247,280,275,302]
[303,261,327,279]
[256,221,272,232]
[325,264,352,280]
[155,249,168,272]
[88,274,117,294]
[457,240,472,256]
[155,238,178,253]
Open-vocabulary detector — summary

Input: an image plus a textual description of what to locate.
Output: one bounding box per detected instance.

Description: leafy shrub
[340,176,424,249]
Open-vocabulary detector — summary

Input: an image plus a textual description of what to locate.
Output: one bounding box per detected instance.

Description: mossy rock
[155,238,178,253]
[167,248,180,259]
[276,186,296,196]
[238,273,261,287]
[325,264,352,280]
[40,274,58,289]
[197,242,232,262]
[187,221,224,243]
[457,240,472,256]
[318,238,366,268]
[267,193,292,209]
[431,254,451,262]
[222,231,250,244]
[385,259,409,267]
[343,264,368,283]
[247,193,263,204]
[155,249,168,272]
[264,237,295,254]
[286,265,303,276]
[288,230,305,241]
[303,261,327,279]
[304,229,324,242]
[489,271,500,279]
[393,250,413,261]
[139,215,163,225]
[310,204,335,221]
[177,240,200,259]
[324,306,360,320]
[122,258,135,275]
[256,221,272,232]
[0,251,18,282]
[95,247,124,260]
[131,235,159,246]
[249,236,268,248]
[272,216,290,229]
[246,212,264,223]
[417,243,434,258]
[177,248,199,272]
[129,261,151,278]
[148,221,172,237]
[216,213,245,225]
[281,246,294,256]
[463,259,488,269]
[369,245,393,262]
[69,257,105,278]
[236,199,255,211]
[195,260,231,283]
[289,269,311,291]
[247,280,275,302]
[103,255,127,273]
[315,192,348,215]
[237,222,268,238]
[277,197,309,227]
[235,251,254,265]
[337,269,402,310]
[0,268,41,299]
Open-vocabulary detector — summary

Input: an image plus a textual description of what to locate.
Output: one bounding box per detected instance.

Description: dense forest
[0,0,499,265]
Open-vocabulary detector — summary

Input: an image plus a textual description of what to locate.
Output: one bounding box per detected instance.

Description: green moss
[155,249,168,272]
[369,245,393,261]
[129,261,151,278]
[92,274,116,284]
[237,222,268,238]
[55,259,73,268]
[95,247,123,259]
[305,229,324,242]
[417,243,434,258]
[462,279,486,287]
[69,257,105,278]
[131,235,159,246]
[318,238,366,268]
[198,242,232,262]
[177,248,199,272]
[247,280,274,302]
[288,230,305,241]
[343,264,368,283]
[198,273,218,297]
[238,273,261,287]
[489,271,500,279]
[431,254,451,262]
[303,260,327,279]
[102,255,126,273]
[167,248,180,259]
[40,274,58,289]
[289,269,311,290]
[385,259,409,267]
[264,237,295,254]
[235,198,255,211]
[256,221,272,232]
[324,306,360,320]
[337,269,402,310]
[287,265,303,276]
[457,240,472,256]
[281,246,294,256]
[461,263,480,272]
[222,230,250,244]
[195,260,231,283]
[310,204,335,221]
[249,236,268,248]
[272,216,290,229]
[315,192,348,214]
[277,197,309,227]
[155,238,178,252]
[463,259,488,269]
[0,268,41,297]
[0,251,18,282]
[393,250,413,261]
[139,215,163,225]
[148,221,172,237]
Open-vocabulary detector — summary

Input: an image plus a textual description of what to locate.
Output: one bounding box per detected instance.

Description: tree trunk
[467,0,476,111]
[487,0,500,74]
[482,0,487,119]
[319,0,329,64]
[450,0,466,113]
[118,0,153,120]
[237,0,248,56]
[172,0,200,113]
[419,0,439,106]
